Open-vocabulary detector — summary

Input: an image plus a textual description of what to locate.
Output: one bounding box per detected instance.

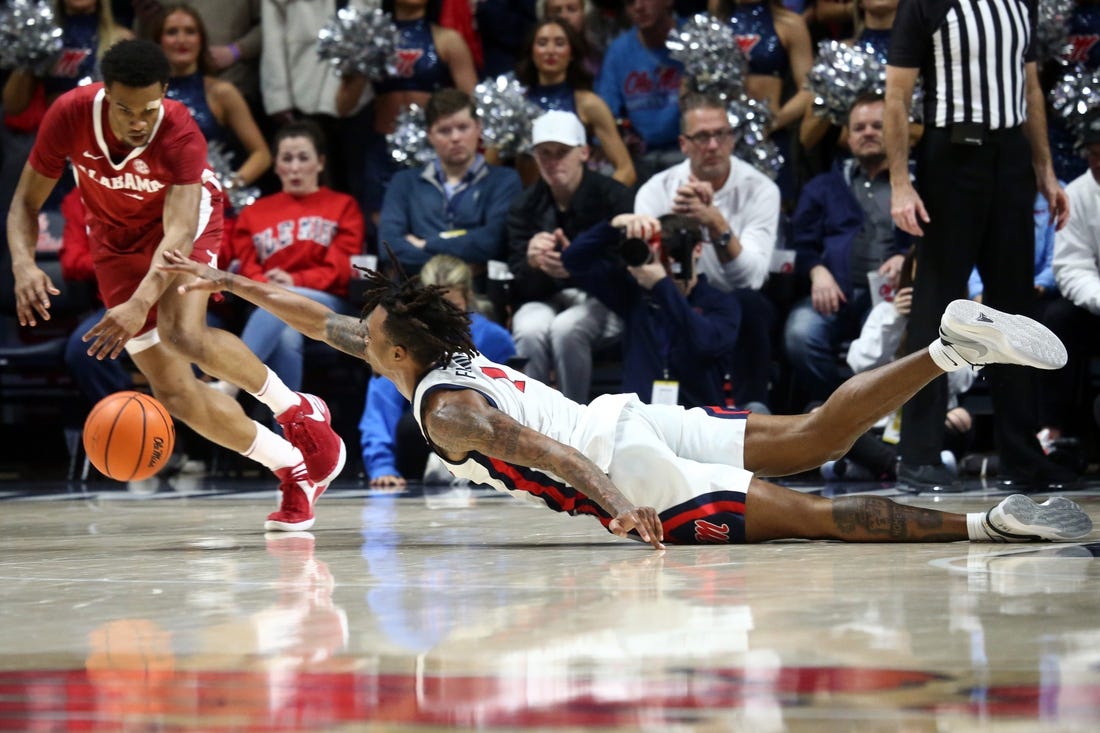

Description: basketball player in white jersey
[7,40,344,531]
[159,222,1093,548]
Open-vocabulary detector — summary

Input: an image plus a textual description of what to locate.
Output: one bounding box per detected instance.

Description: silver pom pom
[208,141,260,213]
[805,40,924,124]
[1050,65,1100,145]
[806,40,886,125]
[726,96,783,180]
[473,74,543,157]
[316,7,399,80]
[1036,0,1075,63]
[0,0,62,75]
[667,13,748,99]
[387,103,435,168]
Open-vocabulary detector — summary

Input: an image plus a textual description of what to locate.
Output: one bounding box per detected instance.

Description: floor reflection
[0,489,1097,731]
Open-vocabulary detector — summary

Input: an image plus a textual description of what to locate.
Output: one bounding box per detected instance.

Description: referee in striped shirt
[884,0,1074,491]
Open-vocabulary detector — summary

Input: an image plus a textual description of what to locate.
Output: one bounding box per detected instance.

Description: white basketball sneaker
[938,300,1067,370]
[981,494,1093,542]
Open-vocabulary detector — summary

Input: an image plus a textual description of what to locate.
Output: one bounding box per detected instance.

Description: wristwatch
[713,230,732,250]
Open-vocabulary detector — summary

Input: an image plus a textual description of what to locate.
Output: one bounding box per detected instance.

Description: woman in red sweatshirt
[216,120,365,395]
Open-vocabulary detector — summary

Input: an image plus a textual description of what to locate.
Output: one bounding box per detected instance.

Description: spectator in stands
[799,0,900,167]
[260,0,372,192]
[537,0,608,76]
[507,111,632,403]
[335,0,477,222]
[562,212,742,408]
[784,92,908,406]
[1,0,132,212]
[711,0,814,203]
[379,89,521,278]
[210,121,363,397]
[134,0,262,110]
[477,0,538,78]
[515,17,635,186]
[595,0,685,181]
[635,92,780,411]
[360,254,515,487]
[152,4,270,187]
[1038,113,1100,457]
[3,0,132,116]
[831,246,974,480]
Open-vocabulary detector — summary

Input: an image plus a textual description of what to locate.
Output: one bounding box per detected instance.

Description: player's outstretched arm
[160,250,368,359]
[425,389,666,550]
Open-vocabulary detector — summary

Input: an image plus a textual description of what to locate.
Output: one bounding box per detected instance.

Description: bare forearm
[884,97,912,185]
[236,148,271,187]
[551,447,636,517]
[1023,86,1053,175]
[130,228,197,310]
[6,198,40,267]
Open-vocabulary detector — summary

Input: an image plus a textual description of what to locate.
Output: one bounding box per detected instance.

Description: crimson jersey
[28,83,221,253]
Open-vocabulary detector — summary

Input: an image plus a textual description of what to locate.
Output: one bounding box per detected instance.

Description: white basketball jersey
[411,352,634,512]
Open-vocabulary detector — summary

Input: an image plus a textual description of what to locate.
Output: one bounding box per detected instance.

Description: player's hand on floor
[610,506,666,550]
[12,262,59,327]
[369,474,407,488]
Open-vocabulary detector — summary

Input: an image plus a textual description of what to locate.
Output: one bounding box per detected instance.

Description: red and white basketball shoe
[266,462,327,532]
[276,393,347,485]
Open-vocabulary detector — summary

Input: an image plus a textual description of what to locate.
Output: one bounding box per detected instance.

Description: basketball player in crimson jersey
[161,219,1092,548]
[7,40,344,531]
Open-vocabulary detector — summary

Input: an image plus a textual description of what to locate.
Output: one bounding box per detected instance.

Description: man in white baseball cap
[505,110,632,403]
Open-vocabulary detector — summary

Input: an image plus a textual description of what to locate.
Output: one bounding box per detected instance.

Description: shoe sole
[941,300,1067,370]
[987,494,1093,541]
[265,516,316,531]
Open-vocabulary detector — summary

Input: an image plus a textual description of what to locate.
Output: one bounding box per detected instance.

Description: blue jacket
[791,159,911,296]
[379,157,521,274]
[561,221,742,407]
[358,312,516,479]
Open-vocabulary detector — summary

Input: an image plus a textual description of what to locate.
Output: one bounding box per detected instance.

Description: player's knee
[162,325,207,361]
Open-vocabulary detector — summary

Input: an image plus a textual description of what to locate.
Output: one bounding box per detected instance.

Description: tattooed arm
[424,389,666,549]
[159,249,368,359]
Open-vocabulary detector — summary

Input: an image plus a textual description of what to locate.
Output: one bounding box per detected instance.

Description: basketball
[83,391,175,482]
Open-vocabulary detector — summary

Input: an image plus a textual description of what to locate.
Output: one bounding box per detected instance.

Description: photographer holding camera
[560,212,743,408]
[634,92,781,412]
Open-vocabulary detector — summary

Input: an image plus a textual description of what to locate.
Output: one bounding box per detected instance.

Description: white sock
[241,421,301,471]
[249,366,300,416]
[928,340,966,372]
[966,512,993,541]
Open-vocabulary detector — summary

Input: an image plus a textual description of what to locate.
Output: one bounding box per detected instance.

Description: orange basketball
[83,391,176,481]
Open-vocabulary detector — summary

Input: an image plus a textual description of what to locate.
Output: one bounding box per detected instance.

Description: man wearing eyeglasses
[635,92,781,412]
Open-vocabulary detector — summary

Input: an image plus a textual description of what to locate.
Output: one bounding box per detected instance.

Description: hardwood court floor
[1,477,1099,732]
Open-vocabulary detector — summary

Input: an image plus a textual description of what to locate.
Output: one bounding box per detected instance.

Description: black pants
[900,126,1043,470]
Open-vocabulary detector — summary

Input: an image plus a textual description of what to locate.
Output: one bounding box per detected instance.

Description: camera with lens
[612,215,701,281]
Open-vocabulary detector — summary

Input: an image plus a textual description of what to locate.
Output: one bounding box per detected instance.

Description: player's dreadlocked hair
[358,266,477,366]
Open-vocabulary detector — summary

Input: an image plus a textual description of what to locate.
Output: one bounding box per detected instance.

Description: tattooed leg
[744,478,968,543]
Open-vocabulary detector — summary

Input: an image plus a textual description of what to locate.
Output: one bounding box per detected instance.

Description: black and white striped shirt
[889,0,1037,129]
